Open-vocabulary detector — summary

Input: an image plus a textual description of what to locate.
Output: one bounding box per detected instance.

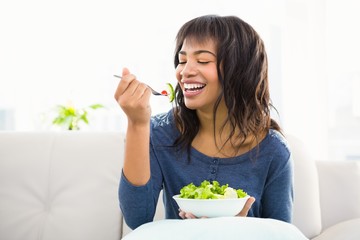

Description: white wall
[280,0,328,160]
[0,0,284,131]
[326,0,360,161]
[0,0,359,161]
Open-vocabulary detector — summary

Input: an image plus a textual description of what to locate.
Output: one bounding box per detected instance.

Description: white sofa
[0,132,359,240]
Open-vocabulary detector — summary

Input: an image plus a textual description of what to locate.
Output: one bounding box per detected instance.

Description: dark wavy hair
[172,14,281,155]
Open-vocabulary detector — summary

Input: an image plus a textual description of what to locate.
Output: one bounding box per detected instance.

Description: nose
[180,61,197,78]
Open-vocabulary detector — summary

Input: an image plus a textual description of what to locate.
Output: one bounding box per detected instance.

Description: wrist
[127,120,150,132]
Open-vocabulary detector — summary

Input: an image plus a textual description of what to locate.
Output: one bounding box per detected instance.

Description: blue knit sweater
[119,110,293,229]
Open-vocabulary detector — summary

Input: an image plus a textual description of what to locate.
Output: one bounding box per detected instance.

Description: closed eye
[178,60,212,65]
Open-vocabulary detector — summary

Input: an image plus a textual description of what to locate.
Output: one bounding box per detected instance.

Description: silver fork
[113,75,167,96]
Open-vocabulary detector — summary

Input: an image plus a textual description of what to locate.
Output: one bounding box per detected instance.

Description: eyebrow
[178,50,216,57]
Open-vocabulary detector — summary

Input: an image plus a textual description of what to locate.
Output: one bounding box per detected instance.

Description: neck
[194,100,263,157]
[196,99,228,135]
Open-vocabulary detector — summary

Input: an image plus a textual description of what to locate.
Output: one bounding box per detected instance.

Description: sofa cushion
[122,217,309,240]
[312,218,360,240]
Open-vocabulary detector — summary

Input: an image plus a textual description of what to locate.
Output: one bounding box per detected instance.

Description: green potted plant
[52,102,105,130]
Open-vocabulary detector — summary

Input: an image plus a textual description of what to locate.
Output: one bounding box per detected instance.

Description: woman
[115,14,293,230]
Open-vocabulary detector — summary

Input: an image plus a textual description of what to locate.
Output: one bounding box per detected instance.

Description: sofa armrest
[316,160,360,229]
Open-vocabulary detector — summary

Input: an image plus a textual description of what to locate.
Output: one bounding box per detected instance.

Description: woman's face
[175,38,222,112]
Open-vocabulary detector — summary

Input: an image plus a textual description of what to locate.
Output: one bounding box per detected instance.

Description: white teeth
[184,83,205,90]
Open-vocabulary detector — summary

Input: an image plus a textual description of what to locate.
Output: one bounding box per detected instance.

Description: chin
[184,100,212,112]
[184,104,197,110]
[183,100,198,110]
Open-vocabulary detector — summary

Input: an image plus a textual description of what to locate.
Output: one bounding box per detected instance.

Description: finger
[122,67,130,77]
[237,196,256,217]
[179,210,186,219]
[123,79,141,97]
[114,70,137,99]
[184,212,197,219]
[132,82,151,100]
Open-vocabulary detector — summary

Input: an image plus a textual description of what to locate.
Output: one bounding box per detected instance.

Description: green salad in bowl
[173,180,250,218]
[179,180,247,199]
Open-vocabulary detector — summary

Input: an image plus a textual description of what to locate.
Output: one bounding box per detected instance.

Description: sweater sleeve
[261,152,294,223]
[118,141,164,230]
[118,172,155,229]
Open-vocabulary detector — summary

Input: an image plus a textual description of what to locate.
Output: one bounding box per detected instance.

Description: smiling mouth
[184,83,206,92]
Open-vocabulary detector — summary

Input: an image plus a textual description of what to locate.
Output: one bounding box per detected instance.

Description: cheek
[175,67,182,82]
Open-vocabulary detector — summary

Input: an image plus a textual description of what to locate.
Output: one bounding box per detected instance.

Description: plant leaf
[88,104,105,110]
[80,111,89,124]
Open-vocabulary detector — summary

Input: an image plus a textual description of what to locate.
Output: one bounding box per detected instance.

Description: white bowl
[173,194,250,218]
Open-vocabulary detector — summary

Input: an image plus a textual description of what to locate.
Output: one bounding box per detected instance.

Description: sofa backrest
[287,135,322,238]
[0,132,124,240]
[0,132,324,240]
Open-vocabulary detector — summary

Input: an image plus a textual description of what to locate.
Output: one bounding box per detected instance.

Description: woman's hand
[236,196,256,217]
[115,67,152,185]
[114,67,152,126]
[178,196,256,219]
[178,211,206,219]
